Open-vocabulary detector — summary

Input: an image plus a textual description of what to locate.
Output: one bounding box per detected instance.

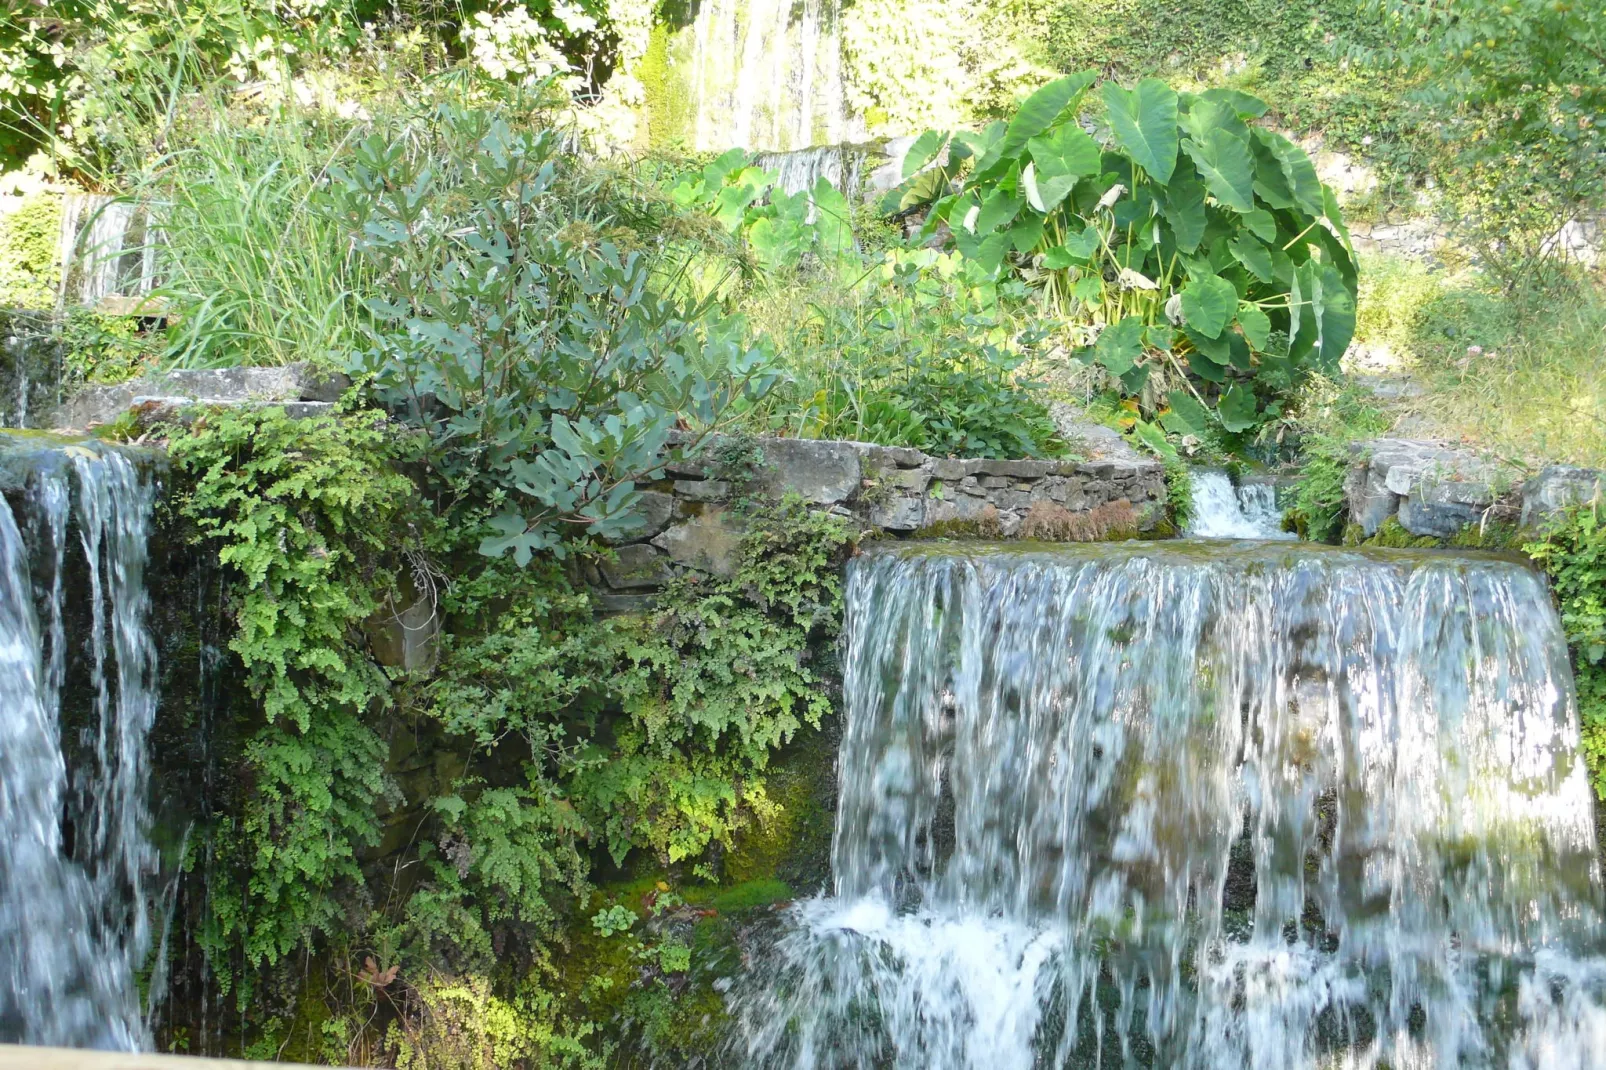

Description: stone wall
[580,433,1168,609]
[1345,437,1603,539]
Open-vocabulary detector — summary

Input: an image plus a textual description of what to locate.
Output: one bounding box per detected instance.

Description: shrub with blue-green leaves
[321,104,777,566]
[888,73,1358,439]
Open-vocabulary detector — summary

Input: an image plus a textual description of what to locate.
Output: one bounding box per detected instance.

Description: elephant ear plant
[889,74,1358,438]
[321,102,777,564]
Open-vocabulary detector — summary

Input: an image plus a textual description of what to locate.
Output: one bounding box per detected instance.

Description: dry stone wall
[1345,438,1603,539]
[580,433,1168,610]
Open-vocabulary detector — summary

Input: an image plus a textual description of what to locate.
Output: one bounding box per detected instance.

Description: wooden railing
[0,1046,326,1069]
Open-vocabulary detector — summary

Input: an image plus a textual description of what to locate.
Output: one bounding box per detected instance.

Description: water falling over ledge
[734,540,1606,1068]
[0,437,159,1051]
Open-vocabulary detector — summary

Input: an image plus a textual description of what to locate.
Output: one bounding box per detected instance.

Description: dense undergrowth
[2,0,1603,1064]
[163,402,852,1062]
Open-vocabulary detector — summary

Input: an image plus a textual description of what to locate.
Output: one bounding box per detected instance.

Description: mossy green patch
[0,190,63,308]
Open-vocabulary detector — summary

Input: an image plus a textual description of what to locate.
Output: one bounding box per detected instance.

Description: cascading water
[1186,468,1293,539]
[753,145,868,201]
[56,193,160,311]
[734,541,1606,1068]
[0,440,158,1050]
[683,0,860,151]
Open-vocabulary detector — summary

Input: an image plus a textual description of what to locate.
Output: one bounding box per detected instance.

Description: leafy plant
[738,249,1066,458]
[1527,504,1606,799]
[167,407,420,982]
[670,149,855,273]
[1359,0,1604,285]
[323,101,778,564]
[889,73,1358,439]
[591,906,638,938]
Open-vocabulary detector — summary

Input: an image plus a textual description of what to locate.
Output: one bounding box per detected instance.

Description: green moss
[0,191,63,308]
[1362,517,1443,549]
[708,878,792,913]
[920,517,1006,539]
[637,22,694,154]
[1448,522,1521,551]
[1149,517,1179,540]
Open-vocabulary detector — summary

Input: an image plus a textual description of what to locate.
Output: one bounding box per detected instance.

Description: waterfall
[55,193,160,311]
[685,0,860,152]
[0,311,62,429]
[0,442,158,1050]
[1186,468,1293,539]
[753,145,868,201]
[734,541,1605,1068]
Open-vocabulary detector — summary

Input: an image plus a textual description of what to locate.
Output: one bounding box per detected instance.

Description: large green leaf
[1184,325,1232,364]
[1252,129,1323,217]
[1181,97,1251,145]
[1101,78,1179,184]
[891,167,953,212]
[1093,315,1145,375]
[1228,236,1274,282]
[1247,131,1295,210]
[1021,163,1067,215]
[1198,87,1269,118]
[1182,130,1256,213]
[1025,124,1100,211]
[1162,389,1213,436]
[1217,384,1259,432]
[810,178,853,259]
[1008,215,1045,253]
[1241,208,1277,243]
[1160,168,1207,253]
[1237,303,1272,351]
[902,130,949,180]
[974,188,1024,233]
[1180,273,1238,339]
[1189,350,1227,382]
[973,72,1097,178]
[1310,261,1356,371]
[954,229,1013,276]
[1065,223,1102,258]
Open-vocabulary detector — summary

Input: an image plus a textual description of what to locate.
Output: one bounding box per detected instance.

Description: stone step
[54,363,348,429]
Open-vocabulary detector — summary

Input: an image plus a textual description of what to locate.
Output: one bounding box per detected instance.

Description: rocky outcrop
[580,433,1168,604]
[1344,438,1601,539]
[53,363,348,429]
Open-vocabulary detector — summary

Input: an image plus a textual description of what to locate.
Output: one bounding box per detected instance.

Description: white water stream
[0,446,157,1050]
[1185,468,1294,540]
[734,541,1606,1068]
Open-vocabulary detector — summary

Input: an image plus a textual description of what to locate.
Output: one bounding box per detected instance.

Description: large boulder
[1521,466,1605,528]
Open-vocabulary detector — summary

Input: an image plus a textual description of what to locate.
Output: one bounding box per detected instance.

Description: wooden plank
[0,1045,329,1069]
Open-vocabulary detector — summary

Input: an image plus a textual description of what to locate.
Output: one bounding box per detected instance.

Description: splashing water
[733,541,1605,1068]
[0,445,157,1050]
[753,145,868,201]
[1186,468,1293,539]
